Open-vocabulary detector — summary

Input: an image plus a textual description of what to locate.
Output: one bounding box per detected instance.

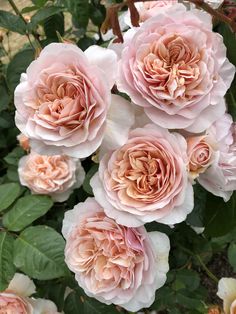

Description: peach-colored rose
[91,124,193,227]
[62,197,170,312]
[18,152,85,202]
[187,135,217,180]
[116,4,235,132]
[0,294,33,313]
[198,114,236,201]
[0,273,35,314]
[15,43,117,158]
[17,133,30,151]
[0,273,61,314]
[217,278,236,314]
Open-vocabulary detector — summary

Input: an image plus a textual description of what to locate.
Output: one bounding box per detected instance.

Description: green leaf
[228,242,236,271]
[176,292,205,311]
[6,48,34,92]
[204,193,236,237]
[89,3,105,26]
[31,0,49,7]
[216,23,236,120]
[0,182,21,212]
[186,184,207,227]
[14,225,69,280]
[64,291,84,314]
[4,147,25,166]
[226,76,236,120]
[43,12,65,40]
[83,164,98,195]
[0,115,12,129]
[21,6,38,14]
[0,10,26,34]
[3,195,53,232]
[0,232,16,291]
[77,36,96,51]
[0,76,10,112]
[30,6,64,29]
[65,0,89,31]
[216,23,236,66]
[83,297,118,314]
[174,269,200,292]
[6,166,20,182]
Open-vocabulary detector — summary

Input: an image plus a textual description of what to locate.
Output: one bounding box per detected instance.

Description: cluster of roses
[2,1,235,313]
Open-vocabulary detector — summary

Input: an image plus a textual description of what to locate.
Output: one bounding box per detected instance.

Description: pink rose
[15,43,117,158]
[0,273,35,313]
[187,134,217,180]
[0,273,61,314]
[91,124,193,227]
[18,152,85,202]
[117,4,235,132]
[198,114,236,201]
[62,197,170,312]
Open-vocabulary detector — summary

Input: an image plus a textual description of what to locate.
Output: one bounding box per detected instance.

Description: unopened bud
[24,15,31,23]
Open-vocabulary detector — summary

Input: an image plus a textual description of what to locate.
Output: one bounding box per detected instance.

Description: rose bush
[0,0,235,313]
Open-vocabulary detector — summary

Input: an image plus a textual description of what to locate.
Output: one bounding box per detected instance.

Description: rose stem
[7,0,42,50]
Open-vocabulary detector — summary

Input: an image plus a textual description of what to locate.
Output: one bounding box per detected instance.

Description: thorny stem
[105,0,236,34]
[177,244,219,283]
[7,0,41,50]
[196,254,219,283]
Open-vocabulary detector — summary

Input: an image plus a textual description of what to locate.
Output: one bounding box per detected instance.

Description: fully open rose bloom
[91,124,193,227]
[15,43,117,158]
[117,4,235,132]
[18,152,85,202]
[197,113,236,201]
[0,273,60,314]
[62,198,170,312]
[217,278,236,314]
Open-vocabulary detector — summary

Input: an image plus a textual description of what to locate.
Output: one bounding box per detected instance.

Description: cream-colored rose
[18,152,85,202]
[187,135,217,180]
[217,278,236,314]
[0,273,35,313]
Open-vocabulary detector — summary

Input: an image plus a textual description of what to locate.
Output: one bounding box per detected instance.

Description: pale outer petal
[85,45,118,89]
[217,278,236,314]
[30,298,59,314]
[62,197,101,240]
[198,156,233,202]
[7,273,36,297]
[157,182,194,225]
[99,94,135,158]
[116,231,170,312]
[148,231,170,285]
